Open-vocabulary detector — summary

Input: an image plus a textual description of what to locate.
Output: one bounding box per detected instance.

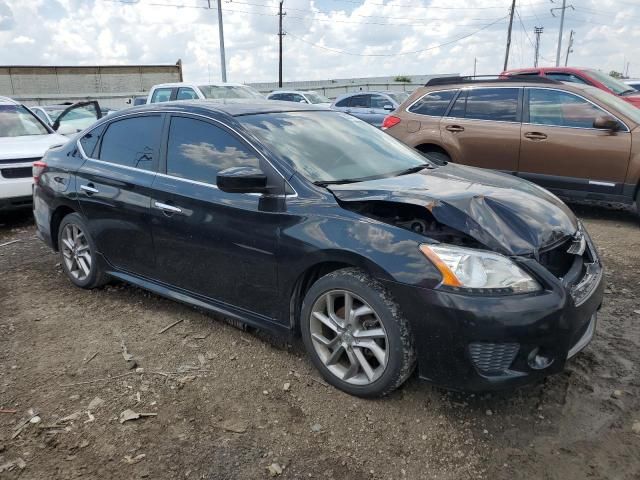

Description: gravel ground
[1,205,639,480]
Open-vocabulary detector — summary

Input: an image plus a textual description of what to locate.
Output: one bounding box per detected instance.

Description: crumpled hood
[329,163,578,256]
[0,133,68,161]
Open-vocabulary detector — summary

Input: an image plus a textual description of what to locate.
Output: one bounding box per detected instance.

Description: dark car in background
[331,91,409,127]
[33,100,603,397]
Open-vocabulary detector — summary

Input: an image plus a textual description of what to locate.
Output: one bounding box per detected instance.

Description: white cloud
[0,0,637,84]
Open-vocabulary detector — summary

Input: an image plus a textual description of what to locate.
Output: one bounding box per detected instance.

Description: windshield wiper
[313,178,364,187]
[394,164,434,177]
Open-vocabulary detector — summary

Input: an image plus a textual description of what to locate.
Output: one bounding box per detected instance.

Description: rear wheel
[300,268,416,398]
[58,213,109,289]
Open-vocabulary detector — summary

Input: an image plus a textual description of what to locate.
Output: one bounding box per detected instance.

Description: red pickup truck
[503,67,640,108]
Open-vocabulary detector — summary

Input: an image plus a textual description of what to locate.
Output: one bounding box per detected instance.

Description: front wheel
[58,213,109,289]
[300,268,416,398]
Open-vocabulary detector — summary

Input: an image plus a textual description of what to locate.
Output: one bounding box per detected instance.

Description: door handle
[80,184,99,194]
[154,201,182,215]
[445,125,464,133]
[524,132,548,141]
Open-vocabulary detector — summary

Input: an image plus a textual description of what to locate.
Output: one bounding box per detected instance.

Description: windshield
[587,87,640,125]
[388,92,409,104]
[0,104,49,137]
[586,69,636,95]
[199,85,264,99]
[304,92,331,104]
[240,111,429,184]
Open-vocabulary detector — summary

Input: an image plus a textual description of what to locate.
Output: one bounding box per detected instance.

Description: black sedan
[32,100,603,397]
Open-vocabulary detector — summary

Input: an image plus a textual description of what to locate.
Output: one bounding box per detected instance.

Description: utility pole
[551,0,574,67]
[503,0,516,71]
[278,0,285,88]
[533,26,543,67]
[473,57,477,77]
[564,29,574,66]
[209,0,227,82]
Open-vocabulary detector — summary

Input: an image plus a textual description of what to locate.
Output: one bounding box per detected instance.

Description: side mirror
[217,166,268,194]
[593,115,619,131]
[383,104,394,111]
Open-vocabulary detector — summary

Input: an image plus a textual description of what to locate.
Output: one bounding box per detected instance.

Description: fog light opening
[528,347,554,370]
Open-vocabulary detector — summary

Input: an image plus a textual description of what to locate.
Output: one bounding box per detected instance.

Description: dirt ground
[1,205,639,480]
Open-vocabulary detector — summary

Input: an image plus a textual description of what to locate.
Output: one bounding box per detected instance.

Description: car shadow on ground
[568,202,638,225]
[0,209,34,230]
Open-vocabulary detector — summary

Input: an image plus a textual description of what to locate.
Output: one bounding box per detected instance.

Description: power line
[285,15,508,57]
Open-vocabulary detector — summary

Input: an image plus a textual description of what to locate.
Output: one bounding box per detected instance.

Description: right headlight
[420,243,541,294]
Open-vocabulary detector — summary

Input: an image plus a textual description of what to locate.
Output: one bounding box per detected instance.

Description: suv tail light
[382,115,401,130]
[33,160,47,185]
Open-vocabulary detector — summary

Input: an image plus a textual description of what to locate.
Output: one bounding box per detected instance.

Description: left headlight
[420,243,541,294]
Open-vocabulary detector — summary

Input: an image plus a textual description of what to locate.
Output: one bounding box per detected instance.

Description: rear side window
[98,116,162,171]
[350,95,370,108]
[166,116,260,185]
[408,90,457,116]
[150,88,173,103]
[269,93,285,100]
[527,88,618,129]
[370,95,392,109]
[449,88,519,122]
[176,87,198,100]
[334,97,350,107]
[79,124,106,158]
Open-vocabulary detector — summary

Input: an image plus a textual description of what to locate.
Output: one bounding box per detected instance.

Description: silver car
[331,91,409,128]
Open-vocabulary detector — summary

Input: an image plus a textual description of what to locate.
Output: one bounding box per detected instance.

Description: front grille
[469,342,519,374]
[1,167,32,179]
[0,157,40,165]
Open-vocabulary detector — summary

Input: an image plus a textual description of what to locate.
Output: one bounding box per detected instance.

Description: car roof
[152,82,250,89]
[110,99,326,118]
[268,90,318,95]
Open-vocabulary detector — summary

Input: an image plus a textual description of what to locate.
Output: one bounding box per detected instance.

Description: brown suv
[384,76,640,215]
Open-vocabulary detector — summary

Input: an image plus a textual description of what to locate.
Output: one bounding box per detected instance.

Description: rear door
[518,87,631,195]
[150,114,282,318]
[369,95,394,128]
[348,94,373,123]
[440,87,522,172]
[75,114,162,277]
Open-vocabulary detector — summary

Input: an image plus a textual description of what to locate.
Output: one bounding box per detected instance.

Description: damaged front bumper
[382,226,604,392]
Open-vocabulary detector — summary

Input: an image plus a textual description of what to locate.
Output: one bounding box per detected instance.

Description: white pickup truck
[146,82,264,103]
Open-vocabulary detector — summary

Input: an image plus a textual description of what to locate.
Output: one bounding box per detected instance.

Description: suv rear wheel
[58,213,109,289]
[300,268,416,397]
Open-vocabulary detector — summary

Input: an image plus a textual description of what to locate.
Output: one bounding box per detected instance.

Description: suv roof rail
[425,75,560,87]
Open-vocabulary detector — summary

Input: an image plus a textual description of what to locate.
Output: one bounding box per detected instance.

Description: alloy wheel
[60,223,92,281]
[309,289,389,385]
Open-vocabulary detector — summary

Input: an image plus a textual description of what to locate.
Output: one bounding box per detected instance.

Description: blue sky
[0,0,638,84]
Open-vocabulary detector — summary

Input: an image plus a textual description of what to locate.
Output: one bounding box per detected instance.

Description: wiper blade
[394,164,433,177]
[313,178,363,187]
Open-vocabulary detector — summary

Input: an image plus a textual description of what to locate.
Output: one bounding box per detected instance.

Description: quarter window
[409,90,457,116]
[166,116,260,185]
[528,88,618,129]
[79,124,106,158]
[150,88,173,103]
[98,116,162,170]
[334,97,350,108]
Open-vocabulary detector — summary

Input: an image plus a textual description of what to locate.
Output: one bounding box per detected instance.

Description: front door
[150,114,282,319]
[75,114,163,277]
[439,87,522,172]
[518,87,631,194]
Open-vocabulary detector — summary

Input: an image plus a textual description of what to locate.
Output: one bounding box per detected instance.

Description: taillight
[382,115,401,130]
[33,161,47,185]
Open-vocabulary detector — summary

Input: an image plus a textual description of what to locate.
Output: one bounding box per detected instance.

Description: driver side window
[528,88,620,129]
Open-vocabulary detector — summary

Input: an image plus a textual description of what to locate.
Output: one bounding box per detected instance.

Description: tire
[422,150,450,165]
[58,213,109,289]
[300,268,416,398]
